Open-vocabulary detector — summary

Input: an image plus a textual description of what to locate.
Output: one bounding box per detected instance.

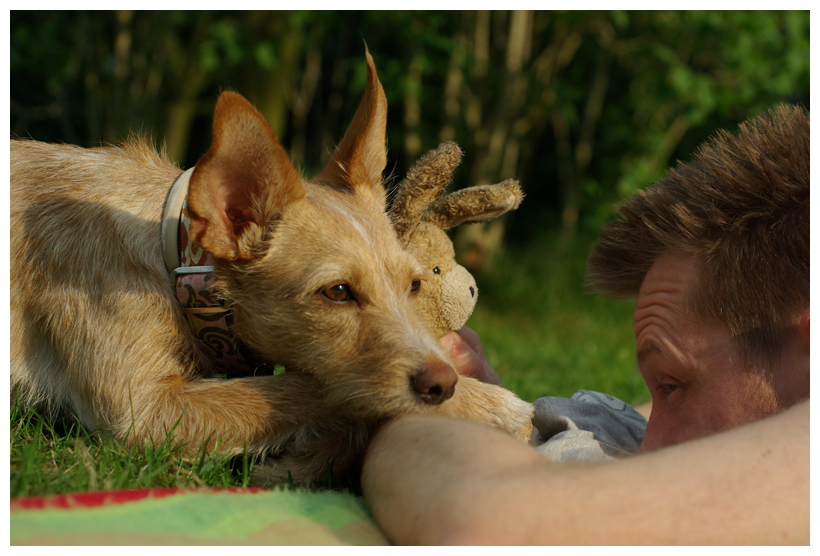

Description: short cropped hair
[587,104,809,366]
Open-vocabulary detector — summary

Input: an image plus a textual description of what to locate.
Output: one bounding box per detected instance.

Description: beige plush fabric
[390,141,523,338]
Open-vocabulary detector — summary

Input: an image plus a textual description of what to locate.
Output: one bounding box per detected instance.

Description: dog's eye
[323,283,354,302]
[433,266,441,275]
[410,279,421,294]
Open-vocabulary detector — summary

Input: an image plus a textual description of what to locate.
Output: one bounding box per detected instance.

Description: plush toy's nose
[411,361,457,405]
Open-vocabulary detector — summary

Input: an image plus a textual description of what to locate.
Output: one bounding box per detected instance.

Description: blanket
[10,487,388,545]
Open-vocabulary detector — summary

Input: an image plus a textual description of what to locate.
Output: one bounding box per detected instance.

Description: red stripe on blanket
[11,487,267,511]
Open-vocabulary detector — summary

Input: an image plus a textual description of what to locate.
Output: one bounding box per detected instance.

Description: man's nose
[637,416,670,454]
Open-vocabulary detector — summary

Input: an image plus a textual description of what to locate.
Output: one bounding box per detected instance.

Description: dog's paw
[433,376,534,441]
[506,400,534,441]
[496,386,534,442]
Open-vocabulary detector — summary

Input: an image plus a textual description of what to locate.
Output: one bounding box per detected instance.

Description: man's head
[587,105,809,451]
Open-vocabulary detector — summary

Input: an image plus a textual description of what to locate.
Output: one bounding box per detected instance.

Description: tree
[11,11,809,250]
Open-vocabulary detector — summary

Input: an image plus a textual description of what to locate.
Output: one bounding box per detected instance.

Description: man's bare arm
[362,401,808,545]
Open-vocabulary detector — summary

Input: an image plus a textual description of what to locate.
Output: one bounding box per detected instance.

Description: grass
[468,231,650,406]
[10,399,255,498]
[10,232,649,498]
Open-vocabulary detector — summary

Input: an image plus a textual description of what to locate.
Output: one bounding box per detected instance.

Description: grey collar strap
[162,167,195,274]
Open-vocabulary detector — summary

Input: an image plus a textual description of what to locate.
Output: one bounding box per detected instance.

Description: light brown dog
[10,52,533,485]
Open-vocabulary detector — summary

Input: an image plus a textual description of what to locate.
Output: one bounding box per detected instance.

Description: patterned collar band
[161,168,270,377]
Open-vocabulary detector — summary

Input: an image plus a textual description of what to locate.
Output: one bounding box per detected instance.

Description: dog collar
[162,168,271,377]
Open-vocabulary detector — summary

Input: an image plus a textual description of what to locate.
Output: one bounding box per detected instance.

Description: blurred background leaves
[11,10,808,243]
[10,10,809,403]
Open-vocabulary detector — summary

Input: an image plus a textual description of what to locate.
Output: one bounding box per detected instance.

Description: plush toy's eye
[433,266,441,275]
[410,279,421,294]
[322,283,354,302]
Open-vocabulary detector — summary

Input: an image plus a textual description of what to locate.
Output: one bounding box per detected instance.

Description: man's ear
[778,306,811,405]
[314,49,387,199]
[187,91,305,262]
[798,308,809,346]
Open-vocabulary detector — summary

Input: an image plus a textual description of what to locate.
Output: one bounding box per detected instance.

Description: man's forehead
[632,250,699,333]
[637,251,697,299]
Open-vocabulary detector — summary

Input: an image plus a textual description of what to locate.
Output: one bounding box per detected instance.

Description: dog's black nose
[411,363,457,405]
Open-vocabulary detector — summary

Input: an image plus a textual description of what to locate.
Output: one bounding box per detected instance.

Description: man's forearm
[362,402,809,545]
[362,412,547,544]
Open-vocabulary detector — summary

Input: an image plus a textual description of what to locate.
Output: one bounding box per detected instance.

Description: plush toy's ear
[423,179,524,231]
[389,141,463,243]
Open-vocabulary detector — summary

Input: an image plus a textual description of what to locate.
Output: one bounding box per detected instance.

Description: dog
[10,51,533,485]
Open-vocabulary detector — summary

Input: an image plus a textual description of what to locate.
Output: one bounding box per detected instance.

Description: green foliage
[605,10,810,204]
[10,11,809,238]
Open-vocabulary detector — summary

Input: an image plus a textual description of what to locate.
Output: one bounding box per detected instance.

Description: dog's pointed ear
[315,50,387,198]
[187,91,305,261]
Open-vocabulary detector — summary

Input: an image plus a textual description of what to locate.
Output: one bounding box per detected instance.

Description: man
[361,104,809,544]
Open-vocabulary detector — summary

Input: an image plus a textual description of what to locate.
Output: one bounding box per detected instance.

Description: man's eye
[659,382,679,395]
[323,283,354,302]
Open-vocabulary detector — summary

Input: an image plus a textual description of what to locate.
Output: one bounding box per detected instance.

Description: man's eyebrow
[637,340,663,364]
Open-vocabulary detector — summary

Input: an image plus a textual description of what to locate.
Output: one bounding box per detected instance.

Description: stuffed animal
[390,141,524,338]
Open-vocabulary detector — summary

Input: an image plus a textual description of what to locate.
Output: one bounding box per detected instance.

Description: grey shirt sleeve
[531,390,647,463]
